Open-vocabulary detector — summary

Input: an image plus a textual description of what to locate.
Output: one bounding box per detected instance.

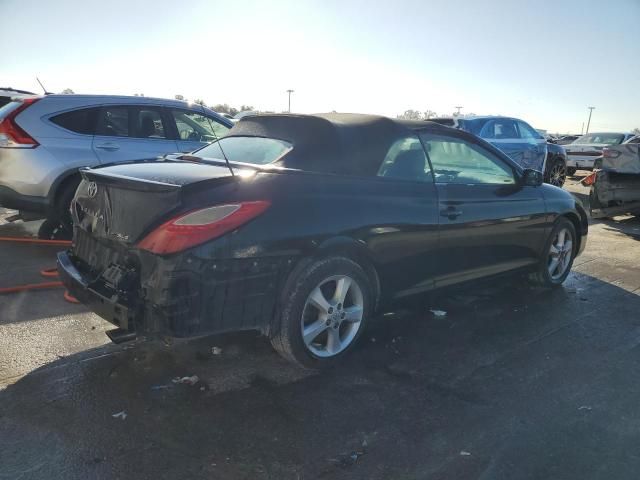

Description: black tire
[270,256,374,369]
[545,157,567,187]
[567,167,577,176]
[39,178,80,240]
[528,217,577,288]
[55,178,80,233]
[37,218,71,240]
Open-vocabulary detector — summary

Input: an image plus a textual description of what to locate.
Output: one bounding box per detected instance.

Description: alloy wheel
[548,227,573,280]
[301,275,364,357]
[549,163,567,187]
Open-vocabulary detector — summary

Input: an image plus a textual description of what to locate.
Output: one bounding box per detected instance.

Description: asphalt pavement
[1,176,640,480]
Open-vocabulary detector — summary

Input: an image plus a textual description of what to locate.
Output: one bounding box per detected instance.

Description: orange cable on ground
[0,281,64,294]
[0,236,71,246]
[0,236,78,302]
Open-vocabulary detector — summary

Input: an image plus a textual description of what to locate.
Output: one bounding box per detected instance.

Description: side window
[517,121,542,140]
[133,108,167,139]
[96,106,129,137]
[50,107,99,134]
[171,110,230,142]
[377,135,431,182]
[420,133,515,185]
[627,136,640,144]
[480,119,519,140]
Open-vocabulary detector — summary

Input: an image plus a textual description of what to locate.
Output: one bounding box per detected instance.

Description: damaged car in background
[431,115,569,187]
[58,114,588,368]
[585,138,640,219]
[564,132,636,175]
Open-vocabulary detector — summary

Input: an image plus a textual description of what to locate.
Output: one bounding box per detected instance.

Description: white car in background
[564,132,635,175]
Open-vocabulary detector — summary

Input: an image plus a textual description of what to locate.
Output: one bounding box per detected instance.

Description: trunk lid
[74,161,236,247]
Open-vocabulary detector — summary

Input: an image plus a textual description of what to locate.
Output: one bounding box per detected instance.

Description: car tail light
[581,172,597,186]
[137,201,270,254]
[0,98,40,148]
[602,148,620,159]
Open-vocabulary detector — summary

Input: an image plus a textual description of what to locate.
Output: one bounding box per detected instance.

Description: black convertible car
[58,113,588,368]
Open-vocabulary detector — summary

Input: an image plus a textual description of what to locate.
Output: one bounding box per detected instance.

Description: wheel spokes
[342,305,363,322]
[303,319,328,346]
[301,274,364,358]
[308,287,331,315]
[326,328,342,354]
[333,277,352,305]
[557,229,566,247]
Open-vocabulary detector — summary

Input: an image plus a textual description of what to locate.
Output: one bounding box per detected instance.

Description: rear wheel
[529,218,576,287]
[270,256,373,369]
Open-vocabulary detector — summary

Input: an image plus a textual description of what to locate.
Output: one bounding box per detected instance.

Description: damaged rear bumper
[57,248,296,341]
[590,171,640,218]
[57,251,138,341]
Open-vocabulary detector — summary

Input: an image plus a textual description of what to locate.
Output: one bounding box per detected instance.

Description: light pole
[585,106,595,134]
[455,106,463,116]
[286,89,294,113]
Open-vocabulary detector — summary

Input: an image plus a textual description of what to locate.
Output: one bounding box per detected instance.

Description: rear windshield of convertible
[196,136,293,165]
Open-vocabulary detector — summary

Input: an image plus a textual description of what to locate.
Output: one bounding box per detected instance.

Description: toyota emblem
[87,182,98,198]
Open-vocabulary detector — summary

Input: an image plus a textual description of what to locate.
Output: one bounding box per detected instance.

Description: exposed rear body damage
[588,143,640,218]
[59,162,298,339]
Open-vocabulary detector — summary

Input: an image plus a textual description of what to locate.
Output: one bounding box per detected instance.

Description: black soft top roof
[225,113,450,175]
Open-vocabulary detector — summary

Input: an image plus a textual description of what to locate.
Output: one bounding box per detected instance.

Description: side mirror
[522,168,543,186]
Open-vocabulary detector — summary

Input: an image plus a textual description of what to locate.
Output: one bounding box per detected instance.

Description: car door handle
[440,206,463,220]
[95,142,120,151]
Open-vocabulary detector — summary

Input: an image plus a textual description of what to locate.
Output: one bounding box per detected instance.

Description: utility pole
[585,106,595,134]
[581,122,584,135]
[286,89,294,113]
[455,106,463,116]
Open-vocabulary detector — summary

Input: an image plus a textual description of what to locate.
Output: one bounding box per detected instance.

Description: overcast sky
[2,0,639,133]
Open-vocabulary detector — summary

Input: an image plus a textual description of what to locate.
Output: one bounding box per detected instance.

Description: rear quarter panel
[182,170,440,301]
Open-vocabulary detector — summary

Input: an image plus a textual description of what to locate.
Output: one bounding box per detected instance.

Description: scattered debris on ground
[111,411,127,421]
[211,346,223,355]
[172,375,199,386]
[430,309,447,318]
[460,450,472,456]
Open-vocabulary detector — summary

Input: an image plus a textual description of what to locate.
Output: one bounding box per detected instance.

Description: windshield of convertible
[195,136,293,165]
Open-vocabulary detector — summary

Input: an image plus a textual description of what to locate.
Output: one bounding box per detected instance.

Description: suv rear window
[51,108,99,134]
[196,136,292,165]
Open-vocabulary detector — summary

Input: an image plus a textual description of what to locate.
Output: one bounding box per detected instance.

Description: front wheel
[529,218,577,287]
[270,257,373,369]
[545,158,567,187]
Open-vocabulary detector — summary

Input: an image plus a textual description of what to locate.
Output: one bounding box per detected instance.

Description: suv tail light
[137,201,270,255]
[0,98,40,148]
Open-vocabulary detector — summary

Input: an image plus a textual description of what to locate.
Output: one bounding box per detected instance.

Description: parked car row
[0,94,233,237]
[56,113,588,368]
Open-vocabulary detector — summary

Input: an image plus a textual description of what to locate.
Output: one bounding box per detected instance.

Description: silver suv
[0,94,233,237]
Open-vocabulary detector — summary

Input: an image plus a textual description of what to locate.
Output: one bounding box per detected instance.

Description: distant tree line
[175,95,254,116]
